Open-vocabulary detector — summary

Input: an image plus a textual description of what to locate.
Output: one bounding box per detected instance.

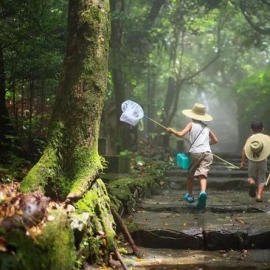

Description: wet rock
[204,229,247,250]
[247,229,270,249]
[131,228,204,249]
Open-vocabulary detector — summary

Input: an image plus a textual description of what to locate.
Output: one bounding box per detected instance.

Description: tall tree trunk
[109,0,129,154]
[21,0,111,200]
[108,0,166,153]
[0,45,16,161]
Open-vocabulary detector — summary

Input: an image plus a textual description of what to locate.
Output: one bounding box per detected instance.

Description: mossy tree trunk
[20,0,111,200]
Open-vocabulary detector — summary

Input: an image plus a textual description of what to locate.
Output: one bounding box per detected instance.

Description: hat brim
[244,134,270,161]
[182,109,213,121]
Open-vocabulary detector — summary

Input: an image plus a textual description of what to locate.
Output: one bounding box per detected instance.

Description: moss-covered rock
[107,176,159,214]
[1,210,76,270]
[74,178,116,265]
[1,169,161,269]
[0,179,117,269]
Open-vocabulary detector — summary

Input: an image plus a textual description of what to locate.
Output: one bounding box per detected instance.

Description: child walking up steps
[167,103,218,209]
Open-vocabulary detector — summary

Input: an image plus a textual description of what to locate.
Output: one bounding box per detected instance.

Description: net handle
[144,115,167,129]
[179,137,239,169]
[265,173,270,186]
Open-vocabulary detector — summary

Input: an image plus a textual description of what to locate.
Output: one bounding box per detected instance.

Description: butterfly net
[120,100,144,126]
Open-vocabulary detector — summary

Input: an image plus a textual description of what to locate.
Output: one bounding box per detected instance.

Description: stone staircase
[166,153,248,191]
[121,153,270,269]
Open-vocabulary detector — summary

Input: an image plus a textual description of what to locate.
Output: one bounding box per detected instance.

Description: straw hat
[182,103,213,121]
[244,134,270,161]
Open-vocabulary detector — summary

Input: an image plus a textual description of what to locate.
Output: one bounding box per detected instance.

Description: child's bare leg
[187,177,194,195]
[198,175,207,192]
[248,178,255,184]
[248,178,256,198]
[257,183,264,200]
[197,175,207,209]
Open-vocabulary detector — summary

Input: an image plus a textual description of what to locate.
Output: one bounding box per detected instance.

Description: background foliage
[1,0,270,170]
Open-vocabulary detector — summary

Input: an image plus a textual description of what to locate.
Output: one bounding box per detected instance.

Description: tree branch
[111,207,142,258]
[239,0,270,35]
[167,13,223,125]
[145,0,166,27]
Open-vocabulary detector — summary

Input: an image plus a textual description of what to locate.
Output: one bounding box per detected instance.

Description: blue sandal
[184,193,195,203]
[197,191,207,209]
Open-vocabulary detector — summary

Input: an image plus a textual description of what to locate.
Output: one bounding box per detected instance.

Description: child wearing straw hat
[241,121,270,202]
[167,102,218,209]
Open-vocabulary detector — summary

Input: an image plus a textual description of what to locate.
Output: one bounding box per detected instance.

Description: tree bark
[108,0,166,154]
[0,45,16,161]
[20,0,111,201]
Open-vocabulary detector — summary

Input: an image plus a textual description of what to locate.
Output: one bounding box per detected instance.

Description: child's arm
[209,130,218,145]
[241,148,246,168]
[240,138,249,168]
[167,122,192,138]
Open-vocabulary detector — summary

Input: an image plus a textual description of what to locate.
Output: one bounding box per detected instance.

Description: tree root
[112,244,128,270]
[111,208,142,258]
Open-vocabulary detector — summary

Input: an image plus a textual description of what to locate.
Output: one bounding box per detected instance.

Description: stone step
[121,247,270,269]
[168,164,270,175]
[171,153,270,170]
[120,153,270,268]
[127,189,270,251]
[166,167,248,177]
[167,178,248,191]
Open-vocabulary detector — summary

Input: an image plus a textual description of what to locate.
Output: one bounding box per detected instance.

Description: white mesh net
[120,100,144,126]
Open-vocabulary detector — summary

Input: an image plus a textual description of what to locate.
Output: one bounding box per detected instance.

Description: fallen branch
[111,208,142,258]
[112,244,128,270]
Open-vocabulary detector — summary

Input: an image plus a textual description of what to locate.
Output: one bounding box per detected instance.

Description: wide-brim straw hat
[244,134,270,162]
[182,103,213,121]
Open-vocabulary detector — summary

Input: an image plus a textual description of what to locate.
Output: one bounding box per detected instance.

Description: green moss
[75,189,98,215]
[20,143,61,192]
[21,141,103,199]
[69,153,103,195]
[125,218,141,234]
[5,230,44,270]
[107,176,158,210]
[3,210,76,270]
[108,177,157,190]
[37,210,76,270]
[75,179,116,253]
[106,177,160,236]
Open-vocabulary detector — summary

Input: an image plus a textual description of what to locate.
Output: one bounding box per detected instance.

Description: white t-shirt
[189,121,211,153]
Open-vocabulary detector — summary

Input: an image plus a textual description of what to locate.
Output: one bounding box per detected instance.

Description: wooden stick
[113,244,128,270]
[212,154,239,169]
[111,208,142,258]
[144,115,167,129]
[265,173,270,186]
[178,138,239,169]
